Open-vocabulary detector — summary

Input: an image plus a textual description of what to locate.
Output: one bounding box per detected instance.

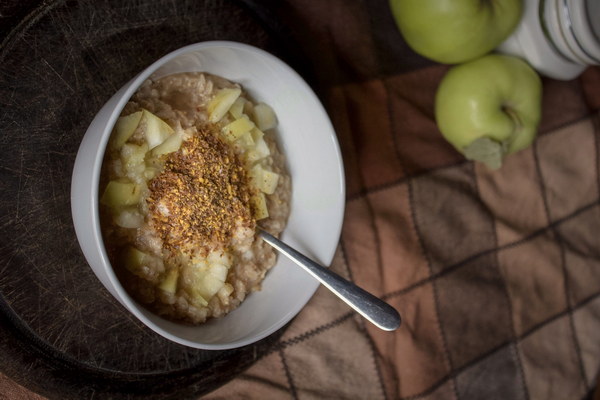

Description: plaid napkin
[3,0,600,399]
[204,1,600,399]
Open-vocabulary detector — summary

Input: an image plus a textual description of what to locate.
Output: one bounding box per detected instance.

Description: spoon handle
[258,230,401,331]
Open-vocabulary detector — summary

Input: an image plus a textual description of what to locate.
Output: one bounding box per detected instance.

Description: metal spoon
[258,229,401,331]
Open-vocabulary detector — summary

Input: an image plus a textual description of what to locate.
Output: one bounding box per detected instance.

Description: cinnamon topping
[147,126,255,257]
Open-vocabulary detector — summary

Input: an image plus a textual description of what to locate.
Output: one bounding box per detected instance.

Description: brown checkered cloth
[3,1,600,399]
[202,2,600,399]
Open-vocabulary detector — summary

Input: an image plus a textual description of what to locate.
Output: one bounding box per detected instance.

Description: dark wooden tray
[0,0,309,398]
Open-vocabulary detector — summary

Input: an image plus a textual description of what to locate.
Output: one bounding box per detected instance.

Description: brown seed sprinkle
[147,126,255,257]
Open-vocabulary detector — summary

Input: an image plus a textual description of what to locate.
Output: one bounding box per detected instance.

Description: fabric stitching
[406,175,459,400]
[471,163,530,400]
[337,80,390,398]
[340,239,388,399]
[382,199,600,302]
[346,113,599,203]
[519,290,600,340]
[279,349,298,400]
[258,273,600,399]
[397,289,600,400]
[237,373,294,396]
[532,140,589,390]
[272,312,355,354]
[354,316,389,400]
[400,340,512,400]
[339,238,355,282]
[382,77,459,399]
[336,84,385,282]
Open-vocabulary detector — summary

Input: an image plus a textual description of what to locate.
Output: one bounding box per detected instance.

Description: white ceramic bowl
[71,41,345,350]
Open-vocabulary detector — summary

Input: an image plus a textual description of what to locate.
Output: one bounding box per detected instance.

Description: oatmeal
[99,72,291,324]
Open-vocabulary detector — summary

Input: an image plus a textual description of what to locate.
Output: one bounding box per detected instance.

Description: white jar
[497,0,600,80]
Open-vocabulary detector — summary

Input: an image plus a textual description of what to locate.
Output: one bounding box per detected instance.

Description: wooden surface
[0,0,306,398]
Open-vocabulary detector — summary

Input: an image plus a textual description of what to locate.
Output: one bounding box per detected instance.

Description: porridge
[99,72,291,324]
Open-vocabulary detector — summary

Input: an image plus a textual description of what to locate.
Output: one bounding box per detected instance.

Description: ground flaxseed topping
[146,126,255,257]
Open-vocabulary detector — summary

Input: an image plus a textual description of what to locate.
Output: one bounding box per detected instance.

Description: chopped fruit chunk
[111,111,142,150]
[151,131,183,157]
[251,192,269,220]
[120,143,148,177]
[123,246,164,277]
[114,208,144,228]
[217,283,234,304]
[235,131,255,149]
[100,180,141,208]
[208,88,242,123]
[222,116,255,142]
[186,261,228,302]
[189,291,209,307]
[246,136,271,162]
[252,103,277,131]
[228,97,247,119]
[158,268,179,294]
[207,250,233,267]
[250,165,280,194]
[141,109,174,149]
[250,127,264,141]
[143,166,159,180]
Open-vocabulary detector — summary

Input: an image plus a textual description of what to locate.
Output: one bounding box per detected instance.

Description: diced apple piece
[141,109,174,149]
[120,143,148,177]
[246,136,271,163]
[158,268,179,294]
[228,97,247,119]
[222,116,255,142]
[208,88,242,123]
[111,111,142,150]
[100,180,141,208]
[207,250,233,267]
[124,247,146,275]
[143,166,158,181]
[252,103,277,131]
[255,137,270,156]
[250,165,280,195]
[217,283,234,303]
[209,262,229,282]
[261,170,279,195]
[251,192,269,220]
[145,155,162,170]
[151,132,183,157]
[186,262,227,301]
[201,274,226,299]
[121,143,147,166]
[250,127,264,141]
[123,246,164,277]
[235,131,254,149]
[114,208,144,228]
[199,263,228,299]
[189,291,209,307]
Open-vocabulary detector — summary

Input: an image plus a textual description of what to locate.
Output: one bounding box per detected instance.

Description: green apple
[389,0,523,64]
[435,54,542,169]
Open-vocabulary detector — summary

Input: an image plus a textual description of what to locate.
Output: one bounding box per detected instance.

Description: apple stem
[502,104,523,139]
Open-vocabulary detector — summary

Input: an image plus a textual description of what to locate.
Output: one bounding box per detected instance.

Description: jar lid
[497,0,585,80]
[565,0,600,64]
[586,0,600,42]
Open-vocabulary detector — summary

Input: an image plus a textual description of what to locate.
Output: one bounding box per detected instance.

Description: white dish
[71,41,345,350]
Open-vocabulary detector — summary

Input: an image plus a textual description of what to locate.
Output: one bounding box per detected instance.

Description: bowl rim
[71,40,346,349]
